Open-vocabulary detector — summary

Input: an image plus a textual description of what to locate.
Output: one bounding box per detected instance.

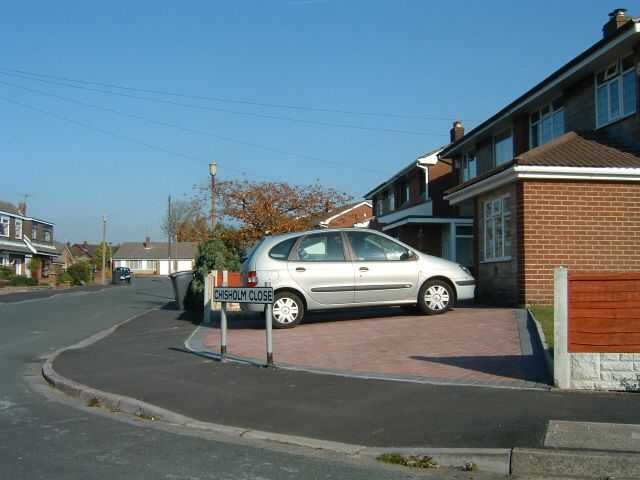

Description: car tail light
[246,271,258,287]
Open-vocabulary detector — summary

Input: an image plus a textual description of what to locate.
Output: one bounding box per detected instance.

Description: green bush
[56,271,73,285]
[187,235,242,309]
[67,261,92,285]
[0,266,13,280]
[10,275,26,286]
[26,278,39,286]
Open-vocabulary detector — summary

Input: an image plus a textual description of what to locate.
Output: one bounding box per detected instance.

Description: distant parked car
[114,267,132,284]
[240,228,475,328]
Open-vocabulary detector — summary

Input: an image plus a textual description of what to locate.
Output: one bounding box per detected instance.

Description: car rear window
[269,237,297,260]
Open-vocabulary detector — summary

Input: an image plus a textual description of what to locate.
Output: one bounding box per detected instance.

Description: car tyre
[271,292,304,329]
[418,280,454,315]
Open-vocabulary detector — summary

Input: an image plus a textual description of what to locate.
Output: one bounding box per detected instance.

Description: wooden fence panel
[568,273,640,353]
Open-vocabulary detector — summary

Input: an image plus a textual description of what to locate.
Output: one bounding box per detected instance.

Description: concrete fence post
[203,272,211,324]
[554,267,571,388]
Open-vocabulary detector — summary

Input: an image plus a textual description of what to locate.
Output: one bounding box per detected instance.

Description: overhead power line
[0,70,447,136]
[0,65,479,123]
[0,93,394,178]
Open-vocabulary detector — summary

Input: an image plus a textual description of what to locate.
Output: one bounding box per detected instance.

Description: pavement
[41,300,640,478]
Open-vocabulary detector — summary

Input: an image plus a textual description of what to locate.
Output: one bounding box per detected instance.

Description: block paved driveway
[201,305,550,389]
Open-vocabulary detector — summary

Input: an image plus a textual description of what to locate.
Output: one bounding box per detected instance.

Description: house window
[493,129,513,167]
[388,190,395,211]
[484,195,511,261]
[374,197,383,216]
[461,153,477,182]
[596,54,636,127]
[15,219,22,239]
[43,229,52,242]
[32,225,38,240]
[399,180,409,206]
[530,99,564,148]
[0,217,8,237]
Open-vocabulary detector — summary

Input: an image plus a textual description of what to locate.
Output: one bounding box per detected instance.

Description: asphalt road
[0,277,484,480]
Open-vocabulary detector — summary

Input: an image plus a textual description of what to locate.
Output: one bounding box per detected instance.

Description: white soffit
[445,166,640,204]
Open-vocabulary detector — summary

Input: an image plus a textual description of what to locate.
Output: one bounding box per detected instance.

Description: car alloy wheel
[271,292,304,328]
[418,280,453,315]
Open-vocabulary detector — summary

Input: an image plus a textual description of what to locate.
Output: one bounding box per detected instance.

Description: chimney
[450,120,465,143]
[603,8,631,38]
[83,240,88,249]
[145,236,151,249]
[18,201,26,216]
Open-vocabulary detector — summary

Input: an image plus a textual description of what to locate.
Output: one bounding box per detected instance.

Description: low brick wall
[554,268,640,391]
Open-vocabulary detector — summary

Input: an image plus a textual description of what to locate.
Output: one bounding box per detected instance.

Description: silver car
[240,228,475,328]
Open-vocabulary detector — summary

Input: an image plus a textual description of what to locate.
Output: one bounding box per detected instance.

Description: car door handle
[359,267,369,272]
[296,267,306,272]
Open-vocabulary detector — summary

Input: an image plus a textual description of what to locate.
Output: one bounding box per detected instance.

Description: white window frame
[0,216,8,237]
[43,229,51,242]
[15,219,22,239]
[596,53,636,127]
[493,129,514,167]
[31,225,37,240]
[483,194,511,262]
[461,152,477,182]
[530,100,564,148]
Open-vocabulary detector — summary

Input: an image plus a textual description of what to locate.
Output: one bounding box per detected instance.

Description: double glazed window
[31,225,37,240]
[596,54,636,127]
[484,195,511,261]
[0,217,8,237]
[461,153,477,182]
[15,219,22,239]
[530,100,564,148]
[494,130,513,167]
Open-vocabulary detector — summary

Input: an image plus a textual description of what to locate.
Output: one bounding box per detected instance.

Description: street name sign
[214,287,274,304]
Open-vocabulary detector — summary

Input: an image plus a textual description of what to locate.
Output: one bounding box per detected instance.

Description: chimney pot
[603,8,630,38]
[450,120,465,143]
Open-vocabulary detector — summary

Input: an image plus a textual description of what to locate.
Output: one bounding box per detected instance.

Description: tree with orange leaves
[198,179,352,246]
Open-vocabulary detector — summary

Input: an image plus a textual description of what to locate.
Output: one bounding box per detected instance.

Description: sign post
[265,282,274,367]
[213,285,275,366]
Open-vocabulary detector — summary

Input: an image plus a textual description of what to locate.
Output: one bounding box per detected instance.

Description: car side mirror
[401,251,416,261]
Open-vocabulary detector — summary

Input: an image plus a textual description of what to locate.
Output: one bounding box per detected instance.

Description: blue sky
[1,0,625,243]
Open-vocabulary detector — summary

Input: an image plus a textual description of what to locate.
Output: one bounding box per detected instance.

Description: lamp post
[209,162,218,230]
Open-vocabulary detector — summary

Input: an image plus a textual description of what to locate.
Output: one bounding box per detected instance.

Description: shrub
[67,261,92,285]
[0,266,13,280]
[10,275,26,286]
[56,271,73,285]
[187,235,242,309]
[26,278,39,286]
[27,258,42,276]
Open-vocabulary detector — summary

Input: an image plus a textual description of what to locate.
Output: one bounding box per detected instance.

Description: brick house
[364,138,474,268]
[0,200,58,278]
[441,9,640,306]
[309,201,373,228]
[70,241,98,262]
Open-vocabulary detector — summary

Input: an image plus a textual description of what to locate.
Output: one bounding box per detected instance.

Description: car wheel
[418,280,454,315]
[271,292,304,329]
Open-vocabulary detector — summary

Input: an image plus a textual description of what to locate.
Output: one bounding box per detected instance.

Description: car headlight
[459,266,473,277]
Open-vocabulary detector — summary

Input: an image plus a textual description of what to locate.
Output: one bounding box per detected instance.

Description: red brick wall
[428,159,455,216]
[521,180,640,305]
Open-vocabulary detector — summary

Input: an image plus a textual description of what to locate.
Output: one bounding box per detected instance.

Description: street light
[209,163,218,230]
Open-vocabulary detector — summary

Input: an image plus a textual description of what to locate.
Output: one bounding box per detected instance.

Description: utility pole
[168,196,172,275]
[101,214,107,285]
